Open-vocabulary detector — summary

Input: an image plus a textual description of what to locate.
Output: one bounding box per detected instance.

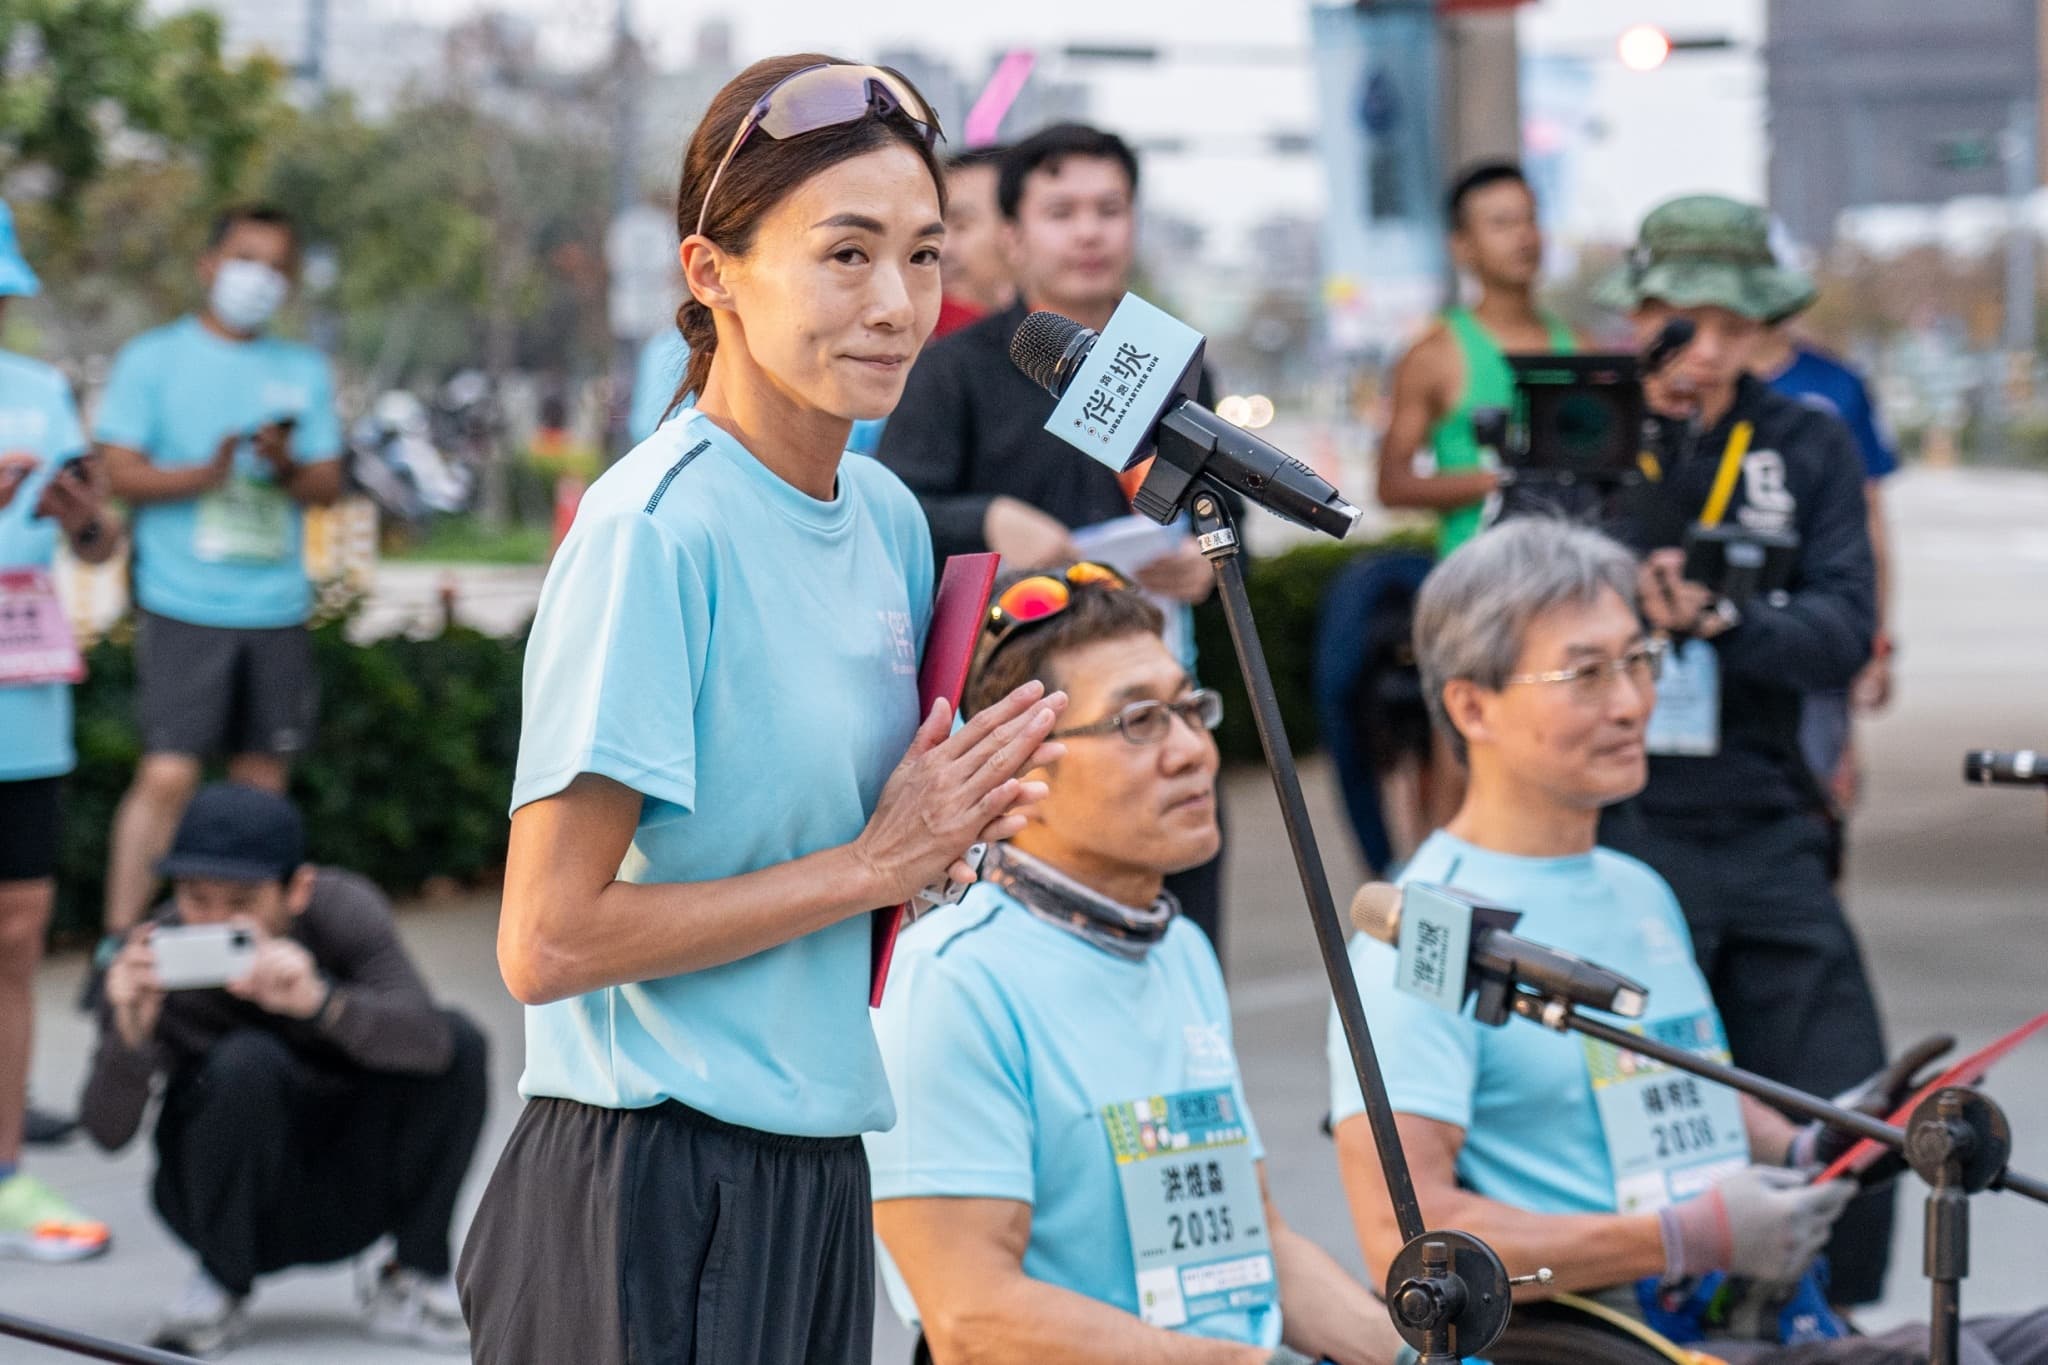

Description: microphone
[1640,316,1695,376]
[1965,749,2048,786]
[1009,306,1363,540]
[1349,881,1650,1021]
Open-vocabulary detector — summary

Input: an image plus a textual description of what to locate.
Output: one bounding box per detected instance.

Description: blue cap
[158,783,307,883]
[0,201,41,299]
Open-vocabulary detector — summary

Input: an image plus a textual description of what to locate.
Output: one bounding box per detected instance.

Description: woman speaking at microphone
[458,55,1067,1365]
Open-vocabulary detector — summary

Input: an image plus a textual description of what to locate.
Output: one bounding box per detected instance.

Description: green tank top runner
[1425,304,1575,556]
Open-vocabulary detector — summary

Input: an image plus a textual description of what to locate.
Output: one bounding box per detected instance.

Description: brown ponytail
[663,53,946,419]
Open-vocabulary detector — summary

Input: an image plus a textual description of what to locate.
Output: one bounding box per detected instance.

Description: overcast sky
[402,0,1767,251]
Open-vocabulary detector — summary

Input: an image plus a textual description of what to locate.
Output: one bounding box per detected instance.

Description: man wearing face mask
[96,205,344,941]
[1592,195,1892,1307]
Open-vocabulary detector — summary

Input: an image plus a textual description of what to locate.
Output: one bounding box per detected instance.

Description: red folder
[869,552,1001,1006]
[1815,1010,2048,1183]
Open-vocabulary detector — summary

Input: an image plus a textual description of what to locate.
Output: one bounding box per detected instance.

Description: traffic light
[1615,26,1735,72]
[1617,25,1672,71]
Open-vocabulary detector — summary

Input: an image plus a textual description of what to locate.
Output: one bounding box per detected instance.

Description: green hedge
[49,530,1425,939]
[54,618,526,943]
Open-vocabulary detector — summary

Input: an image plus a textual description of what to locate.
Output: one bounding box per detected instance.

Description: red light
[1618,25,1672,72]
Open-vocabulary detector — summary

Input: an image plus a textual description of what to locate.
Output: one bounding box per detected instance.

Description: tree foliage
[0,0,282,210]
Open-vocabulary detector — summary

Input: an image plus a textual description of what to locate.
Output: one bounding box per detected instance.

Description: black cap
[156,783,306,883]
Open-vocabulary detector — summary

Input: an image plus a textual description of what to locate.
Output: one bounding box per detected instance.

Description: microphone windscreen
[1349,882,1403,945]
[1009,310,1086,395]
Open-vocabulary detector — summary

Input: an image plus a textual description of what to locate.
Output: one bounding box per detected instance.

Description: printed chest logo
[1183,1021,1236,1085]
[1735,449,1795,534]
[0,409,51,445]
[878,610,916,676]
[1639,915,1691,969]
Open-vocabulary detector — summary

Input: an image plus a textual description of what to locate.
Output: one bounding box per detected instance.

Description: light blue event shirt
[0,351,88,780]
[867,886,1279,1349]
[92,316,341,629]
[512,406,933,1136]
[1328,830,1744,1214]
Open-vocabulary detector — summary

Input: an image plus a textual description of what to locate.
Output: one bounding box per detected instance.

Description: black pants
[152,1012,488,1297]
[458,1096,874,1365]
[1601,804,1892,1304]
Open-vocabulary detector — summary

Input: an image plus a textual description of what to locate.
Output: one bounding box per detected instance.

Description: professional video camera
[1473,320,1798,611]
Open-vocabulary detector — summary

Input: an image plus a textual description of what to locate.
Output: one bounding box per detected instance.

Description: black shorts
[134,609,317,758]
[457,1096,875,1365]
[0,776,63,881]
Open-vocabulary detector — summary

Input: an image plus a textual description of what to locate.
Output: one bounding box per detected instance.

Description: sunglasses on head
[982,562,1131,656]
[696,63,944,240]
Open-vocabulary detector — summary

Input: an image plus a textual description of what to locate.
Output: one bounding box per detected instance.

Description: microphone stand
[1501,986,2048,1365]
[1172,477,1515,1365]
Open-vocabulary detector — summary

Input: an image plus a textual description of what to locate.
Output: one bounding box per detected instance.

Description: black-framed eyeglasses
[1051,689,1225,746]
[1502,638,1667,703]
[695,63,943,240]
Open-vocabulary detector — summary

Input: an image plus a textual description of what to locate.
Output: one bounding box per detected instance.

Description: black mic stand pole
[1503,988,2048,1365]
[1172,477,1516,1365]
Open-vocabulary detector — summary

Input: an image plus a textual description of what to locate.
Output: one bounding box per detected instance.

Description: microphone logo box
[1394,883,1476,1015]
[1043,292,1204,473]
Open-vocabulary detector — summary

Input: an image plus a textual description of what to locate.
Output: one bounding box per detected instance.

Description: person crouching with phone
[80,783,486,1357]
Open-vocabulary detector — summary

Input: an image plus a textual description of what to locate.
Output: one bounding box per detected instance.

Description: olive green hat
[1594,194,1817,323]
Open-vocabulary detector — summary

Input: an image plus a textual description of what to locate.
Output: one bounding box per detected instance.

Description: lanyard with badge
[1581,1010,1749,1213]
[1642,421,1750,758]
[194,458,292,564]
[1100,1088,1277,1330]
[0,567,84,687]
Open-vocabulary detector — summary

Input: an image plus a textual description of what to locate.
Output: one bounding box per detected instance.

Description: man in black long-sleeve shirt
[878,124,1233,951]
[1590,195,1892,1305]
[83,783,486,1356]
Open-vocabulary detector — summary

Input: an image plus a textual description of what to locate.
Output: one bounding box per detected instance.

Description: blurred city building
[1768,0,2043,248]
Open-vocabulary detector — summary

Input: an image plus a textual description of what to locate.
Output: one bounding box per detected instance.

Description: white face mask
[208,259,290,333]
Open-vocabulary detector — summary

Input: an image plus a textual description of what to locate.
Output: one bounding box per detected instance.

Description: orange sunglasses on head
[982,562,1131,655]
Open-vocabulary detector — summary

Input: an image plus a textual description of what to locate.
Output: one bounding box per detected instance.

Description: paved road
[6,467,2045,1362]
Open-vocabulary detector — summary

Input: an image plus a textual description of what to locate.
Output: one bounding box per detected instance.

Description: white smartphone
[151,923,258,991]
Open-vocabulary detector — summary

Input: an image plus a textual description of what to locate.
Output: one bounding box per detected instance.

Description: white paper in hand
[1070,514,1198,663]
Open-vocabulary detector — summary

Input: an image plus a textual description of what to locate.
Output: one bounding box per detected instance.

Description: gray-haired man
[1327,520,2048,1363]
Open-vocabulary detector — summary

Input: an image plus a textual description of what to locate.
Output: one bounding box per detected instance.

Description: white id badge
[1644,638,1720,757]
[194,476,292,564]
[1101,1088,1276,1330]
[1582,1009,1750,1213]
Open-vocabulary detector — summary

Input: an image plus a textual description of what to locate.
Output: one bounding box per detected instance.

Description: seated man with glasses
[867,564,1399,1365]
[1328,518,2048,1364]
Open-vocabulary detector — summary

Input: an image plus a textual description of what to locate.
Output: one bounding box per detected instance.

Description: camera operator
[81,784,485,1356]
[1590,195,1892,1305]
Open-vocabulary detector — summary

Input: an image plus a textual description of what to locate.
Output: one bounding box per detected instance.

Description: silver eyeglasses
[1502,639,1668,701]
[1050,690,1225,746]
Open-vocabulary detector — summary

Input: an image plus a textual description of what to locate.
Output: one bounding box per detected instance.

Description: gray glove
[1658,1164,1856,1282]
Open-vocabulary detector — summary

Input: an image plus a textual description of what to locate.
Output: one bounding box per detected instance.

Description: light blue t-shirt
[93,316,342,629]
[513,406,934,1136]
[628,330,690,445]
[867,884,1279,1349]
[1329,830,1738,1215]
[0,352,88,781]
